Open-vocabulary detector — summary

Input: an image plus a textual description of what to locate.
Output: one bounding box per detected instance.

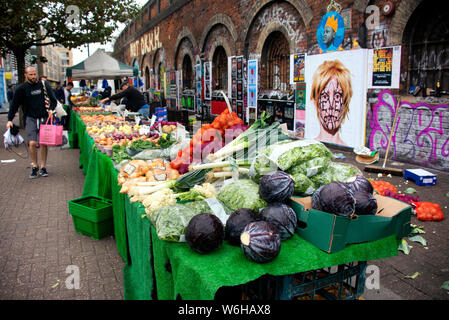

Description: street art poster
[290,53,305,83]
[317,11,345,52]
[237,56,243,80]
[195,64,202,82]
[295,109,306,139]
[0,68,6,104]
[341,8,352,30]
[248,59,258,110]
[304,49,368,148]
[248,59,258,85]
[295,82,306,110]
[248,84,257,108]
[203,61,212,100]
[368,46,401,89]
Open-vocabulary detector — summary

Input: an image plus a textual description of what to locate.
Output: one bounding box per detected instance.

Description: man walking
[100,82,149,117]
[6,66,57,179]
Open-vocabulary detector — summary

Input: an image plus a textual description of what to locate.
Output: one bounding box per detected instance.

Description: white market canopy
[67,49,133,80]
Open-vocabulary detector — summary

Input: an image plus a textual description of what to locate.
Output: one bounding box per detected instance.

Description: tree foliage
[0,0,141,81]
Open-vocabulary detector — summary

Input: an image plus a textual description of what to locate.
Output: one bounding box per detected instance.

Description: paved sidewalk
[0,114,124,300]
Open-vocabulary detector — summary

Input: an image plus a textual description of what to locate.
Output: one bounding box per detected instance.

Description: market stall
[68,98,409,300]
[67,49,134,81]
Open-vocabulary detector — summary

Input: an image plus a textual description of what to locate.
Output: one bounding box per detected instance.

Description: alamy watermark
[65,5,80,31]
[65,265,80,289]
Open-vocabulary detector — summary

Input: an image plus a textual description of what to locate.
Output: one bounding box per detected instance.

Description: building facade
[113,0,449,171]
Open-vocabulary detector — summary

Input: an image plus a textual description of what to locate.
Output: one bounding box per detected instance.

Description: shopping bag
[39,115,63,146]
[54,101,67,118]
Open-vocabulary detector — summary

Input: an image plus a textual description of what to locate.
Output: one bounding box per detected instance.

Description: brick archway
[242,0,313,46]
[173,27,197,65]
[255,22,295,56]
[199,13,238,53]
[387,0,423,46]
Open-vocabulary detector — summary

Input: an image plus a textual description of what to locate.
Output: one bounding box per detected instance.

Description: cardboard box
[404,169,437,186]
[289,194,412,253]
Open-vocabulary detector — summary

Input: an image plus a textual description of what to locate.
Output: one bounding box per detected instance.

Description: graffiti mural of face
[322,26,336,48]
[318,77,344,134]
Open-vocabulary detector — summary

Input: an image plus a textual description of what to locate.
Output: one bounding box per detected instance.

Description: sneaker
[30,167,39,179]
[39,167,49,177]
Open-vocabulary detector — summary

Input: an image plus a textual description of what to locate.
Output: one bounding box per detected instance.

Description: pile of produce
[250,139,361,195]
[311,176,378,217]
[170,108,246,174]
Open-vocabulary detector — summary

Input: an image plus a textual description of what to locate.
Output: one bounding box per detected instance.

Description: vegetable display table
[71,110,401,300]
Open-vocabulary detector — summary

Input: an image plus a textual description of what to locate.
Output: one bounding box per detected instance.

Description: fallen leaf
[446,192,449,197]
[441,281,449,291]
[398,239,412,255]
[409,235,427,246]
[410,227,426,235]
[404,272,421,279]
[404,187,417,194]
[51,280,60,289]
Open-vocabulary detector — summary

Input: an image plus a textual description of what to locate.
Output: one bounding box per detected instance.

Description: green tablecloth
[71,111,129,264]
[71,110,400,300]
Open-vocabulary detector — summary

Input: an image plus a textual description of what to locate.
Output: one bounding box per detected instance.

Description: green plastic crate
[68,196,113,240]
[68,131,78,149]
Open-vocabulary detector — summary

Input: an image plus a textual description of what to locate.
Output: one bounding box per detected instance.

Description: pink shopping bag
[39,115,63,146]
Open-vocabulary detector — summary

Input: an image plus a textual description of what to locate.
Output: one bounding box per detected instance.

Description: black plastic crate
[241,261,367,300]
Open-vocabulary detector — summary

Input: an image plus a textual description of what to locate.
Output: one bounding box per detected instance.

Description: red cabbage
[354,191,378,215]
[346,176,374,194]
[225,208,261,246]
[312,182,355,217]
[185,213,224,254]
[240,221,281,263]
[260,203,297,240]
[259,171,295,203]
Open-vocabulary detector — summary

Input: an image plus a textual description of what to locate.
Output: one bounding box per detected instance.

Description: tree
[0,0,141,84]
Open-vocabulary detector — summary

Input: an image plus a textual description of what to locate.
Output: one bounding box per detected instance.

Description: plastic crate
[241,261,367,300]
[68,196,113,240]
[68,131,78,149]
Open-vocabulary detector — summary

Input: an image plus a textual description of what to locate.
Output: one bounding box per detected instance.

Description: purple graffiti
[369,90,449,169]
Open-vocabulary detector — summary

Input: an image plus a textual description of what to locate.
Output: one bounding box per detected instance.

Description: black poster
[237,57,243,80]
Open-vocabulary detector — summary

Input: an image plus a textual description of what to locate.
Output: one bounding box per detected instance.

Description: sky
[72,0,148,65]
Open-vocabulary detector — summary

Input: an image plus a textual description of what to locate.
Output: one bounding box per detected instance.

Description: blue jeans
[138,104,149,117]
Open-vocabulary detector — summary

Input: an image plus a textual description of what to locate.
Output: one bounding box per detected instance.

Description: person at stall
[100,82,149,117]
[6,66,56,178]
[56,82,74,106]
[100,86,112,99]
[310,59,352,146]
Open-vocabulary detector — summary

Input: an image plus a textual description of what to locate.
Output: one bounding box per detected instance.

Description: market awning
[66,48,133,80]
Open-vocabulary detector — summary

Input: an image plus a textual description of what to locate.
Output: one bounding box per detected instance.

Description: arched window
[404,1,449,92]
[145,66,150,90]
[182,55,193,89]
[261,31,290,91]
[157,62,163,91]
[212,46,228,90]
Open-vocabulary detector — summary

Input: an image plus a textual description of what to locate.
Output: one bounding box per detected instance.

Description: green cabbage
[217,179,267,212]
[149,203,198,242]
[287,156,331,177]
[250,139,333,181]
[291,173,315,195]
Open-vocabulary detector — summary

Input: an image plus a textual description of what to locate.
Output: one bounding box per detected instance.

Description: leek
[128,169,211,196]
[208,121,289,162]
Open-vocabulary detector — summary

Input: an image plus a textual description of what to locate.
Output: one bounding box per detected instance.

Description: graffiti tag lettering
[369,90,449,170]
